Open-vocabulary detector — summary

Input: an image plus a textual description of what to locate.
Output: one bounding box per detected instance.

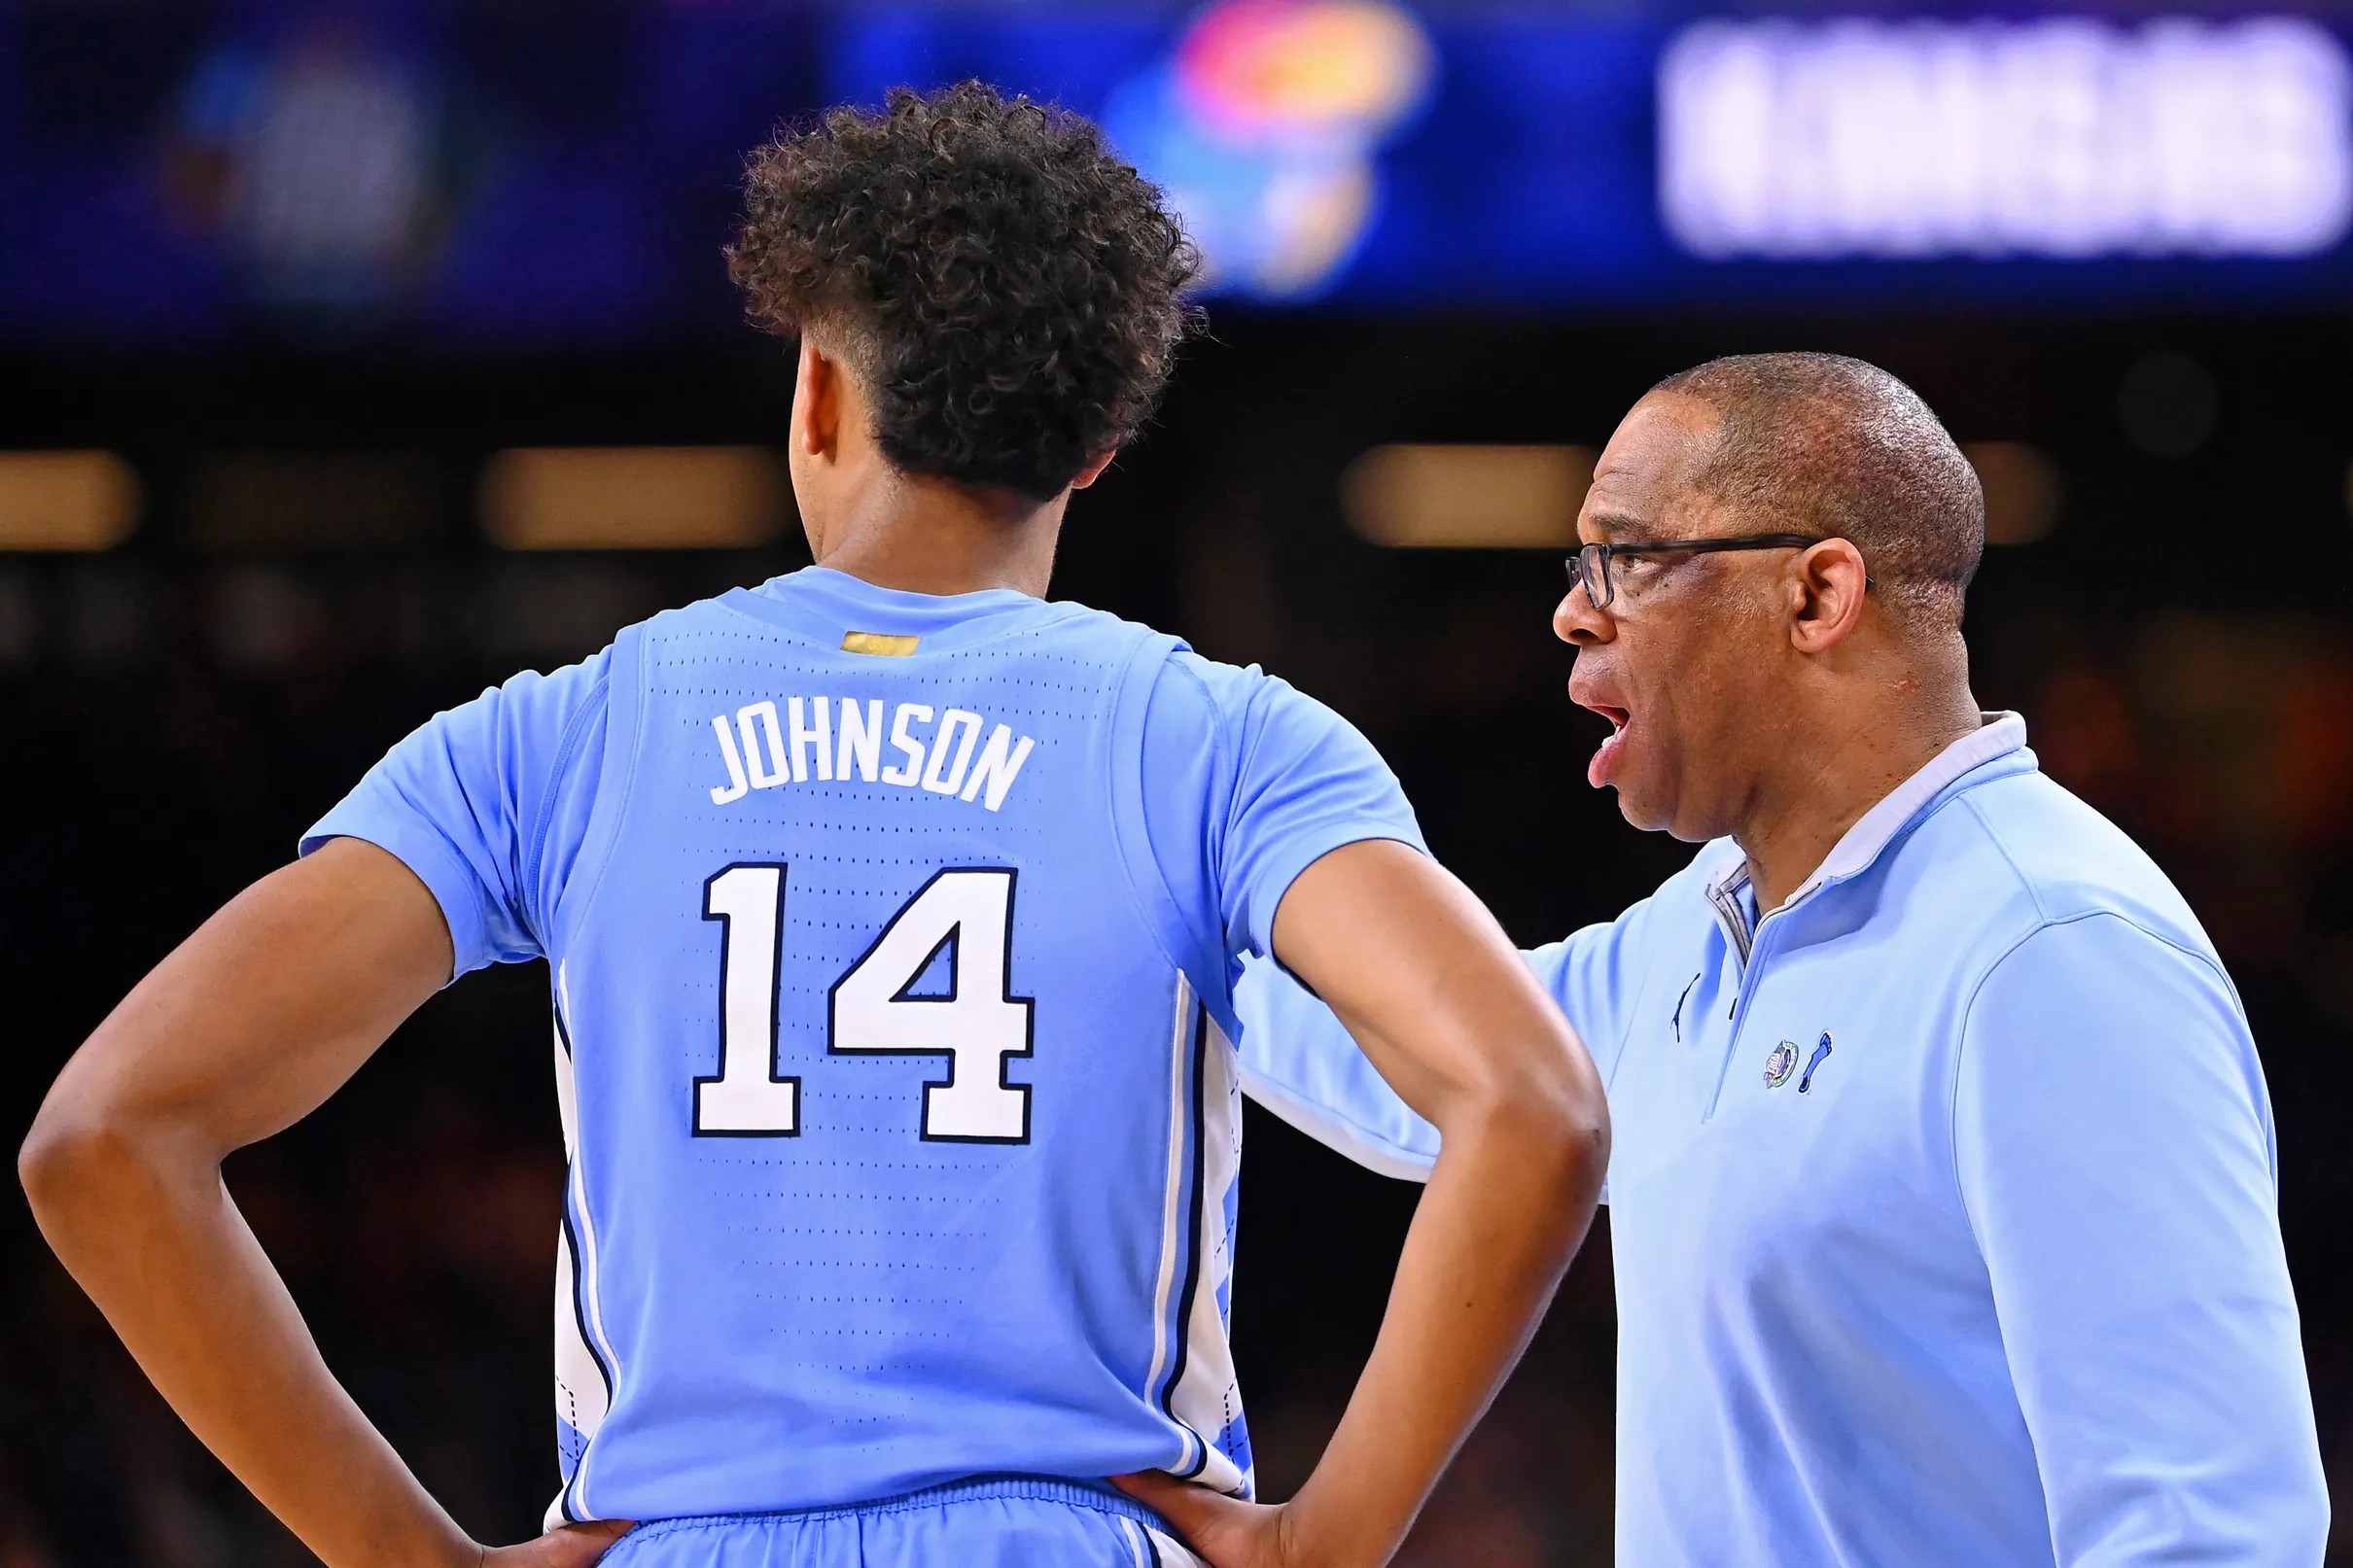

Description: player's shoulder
[452,643,616,743]
[1141,652,1393,805]
[1150,645,1345,732]
[623,586,767,646]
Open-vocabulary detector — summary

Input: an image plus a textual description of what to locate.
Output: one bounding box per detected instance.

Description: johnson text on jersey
[708,696,1036,812]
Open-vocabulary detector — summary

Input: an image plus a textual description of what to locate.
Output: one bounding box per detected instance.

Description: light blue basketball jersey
[301,566,1423,1527]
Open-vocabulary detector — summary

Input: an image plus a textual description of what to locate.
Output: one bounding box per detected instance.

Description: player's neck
[807,471,1066,600]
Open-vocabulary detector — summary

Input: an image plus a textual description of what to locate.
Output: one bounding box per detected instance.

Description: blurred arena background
[6,0,2353,1561]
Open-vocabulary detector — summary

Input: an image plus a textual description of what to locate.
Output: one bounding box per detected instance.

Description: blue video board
[4,1,2351,347]
[827,4,2353,308]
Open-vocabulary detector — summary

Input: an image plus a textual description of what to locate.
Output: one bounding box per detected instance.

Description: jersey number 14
[692,863,1035,1143]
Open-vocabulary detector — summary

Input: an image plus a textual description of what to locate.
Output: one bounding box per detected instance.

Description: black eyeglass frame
[1565,533,1853,610]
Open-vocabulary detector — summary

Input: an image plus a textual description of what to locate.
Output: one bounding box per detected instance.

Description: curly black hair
[727,82,1203,504]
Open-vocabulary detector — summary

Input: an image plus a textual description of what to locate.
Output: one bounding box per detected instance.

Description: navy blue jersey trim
[552,1000,614,1525]
[1158,999,1212,1479]
[557,1006,615,1400]
[557,1201,615,1409]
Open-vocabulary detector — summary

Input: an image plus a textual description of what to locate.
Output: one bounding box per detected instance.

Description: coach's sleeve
[1233,930,1626,1185]
[1232,953,1441,1180]
[1953,915,2327,1567]
[299,649,613,980]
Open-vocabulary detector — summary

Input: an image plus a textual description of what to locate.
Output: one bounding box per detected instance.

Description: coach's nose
[1554,584,1611,647]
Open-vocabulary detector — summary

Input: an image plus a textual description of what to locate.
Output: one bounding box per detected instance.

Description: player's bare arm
[1119,837,1608,1568]
[18,838,629,1568]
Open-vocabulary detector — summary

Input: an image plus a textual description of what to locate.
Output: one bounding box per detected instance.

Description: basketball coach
[1130,353,2331,1567]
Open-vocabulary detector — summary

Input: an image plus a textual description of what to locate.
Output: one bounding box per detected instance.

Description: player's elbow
[21,1100,115,1234]
[1450,1038,1610,1206]
[19,1082,181,1247]
[21,1109,95,1237]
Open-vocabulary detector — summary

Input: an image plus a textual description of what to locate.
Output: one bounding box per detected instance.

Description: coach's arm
[18,838,627,1568]
[1120,839,1609,1568]
[1954,915,2328,1564]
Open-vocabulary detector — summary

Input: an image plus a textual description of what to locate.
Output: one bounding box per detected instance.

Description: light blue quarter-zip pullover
[1239,714,2327,1567]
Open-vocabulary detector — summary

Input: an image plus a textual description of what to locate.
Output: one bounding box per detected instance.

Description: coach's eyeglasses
[1566,534,1832,610]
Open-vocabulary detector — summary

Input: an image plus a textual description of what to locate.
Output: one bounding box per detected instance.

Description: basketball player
[21,85,1606,1568]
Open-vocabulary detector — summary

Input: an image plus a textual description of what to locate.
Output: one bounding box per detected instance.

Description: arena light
[1342,444,1595,549]
[1660,17,2353,260]
[0,451,139,551]
[481,447,789,551]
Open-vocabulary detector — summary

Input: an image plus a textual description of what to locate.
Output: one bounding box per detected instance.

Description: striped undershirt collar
[1704,711,2030,917]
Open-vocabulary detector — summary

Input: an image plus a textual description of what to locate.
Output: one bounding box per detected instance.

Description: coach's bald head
[1651,352,1985,626]
[1557,352,1988,906]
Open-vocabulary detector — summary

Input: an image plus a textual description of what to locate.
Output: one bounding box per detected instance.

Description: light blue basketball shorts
[597,1478,1203,1568]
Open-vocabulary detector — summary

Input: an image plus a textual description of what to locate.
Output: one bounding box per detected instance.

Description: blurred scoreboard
[5,0,2353,346]
[835,3,2353,308]
[1660,18,2350,263]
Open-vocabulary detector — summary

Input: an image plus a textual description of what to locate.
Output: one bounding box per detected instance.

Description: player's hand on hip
[1113,1473,1298,1568]
[478,1519,635,1568]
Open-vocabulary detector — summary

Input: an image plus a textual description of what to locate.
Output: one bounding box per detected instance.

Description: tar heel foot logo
[1799,1032,1834,1094]
[1764,1040,1798,1089]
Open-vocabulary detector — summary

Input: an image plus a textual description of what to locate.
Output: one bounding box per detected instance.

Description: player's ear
[793,337,842,461]
[1068,451,1117,491]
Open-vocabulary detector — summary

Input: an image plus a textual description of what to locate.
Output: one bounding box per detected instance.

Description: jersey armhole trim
[538,635,643,1520]
[1106,636,1222,1002]
[550,625,649,971]
[520,665,613,950]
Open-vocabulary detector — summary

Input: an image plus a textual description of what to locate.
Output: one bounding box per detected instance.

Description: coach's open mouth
[1584,704,1632,787]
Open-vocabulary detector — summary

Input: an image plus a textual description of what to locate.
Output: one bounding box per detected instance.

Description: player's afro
[727,82,1204,504]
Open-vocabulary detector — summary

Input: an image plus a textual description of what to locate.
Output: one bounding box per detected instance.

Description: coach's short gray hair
[1650,352,1984,623]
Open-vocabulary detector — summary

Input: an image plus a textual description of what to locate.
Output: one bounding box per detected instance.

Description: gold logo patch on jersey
[841,631,919,657]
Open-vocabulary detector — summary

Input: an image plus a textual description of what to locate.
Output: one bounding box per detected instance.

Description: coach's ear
[1789,537,1871,655]
[1069,451,1116,491]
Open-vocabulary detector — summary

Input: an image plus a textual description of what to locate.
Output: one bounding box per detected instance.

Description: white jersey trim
[545,965,622,1527]
[1166,1012,1249,1495]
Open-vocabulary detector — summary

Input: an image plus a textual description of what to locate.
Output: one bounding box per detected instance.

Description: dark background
[9,1,2353,1563]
